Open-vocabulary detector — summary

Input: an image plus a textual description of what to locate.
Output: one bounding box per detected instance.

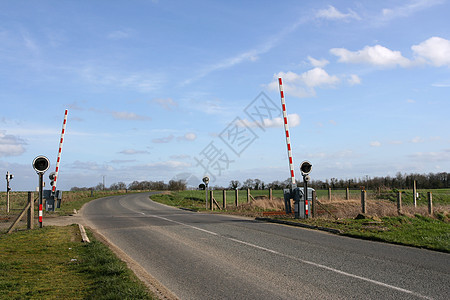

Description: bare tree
[229,180,241,189]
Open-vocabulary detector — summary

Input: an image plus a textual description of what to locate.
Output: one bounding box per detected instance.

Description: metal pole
[303,177,308,219]
[6,171,10,213]
[38,173,43,228]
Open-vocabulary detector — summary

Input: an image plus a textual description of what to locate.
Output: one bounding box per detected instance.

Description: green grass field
[0,225,153,299]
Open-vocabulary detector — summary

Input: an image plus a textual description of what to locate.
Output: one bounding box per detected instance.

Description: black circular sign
[300,161,312,175]
[33,156,50,173]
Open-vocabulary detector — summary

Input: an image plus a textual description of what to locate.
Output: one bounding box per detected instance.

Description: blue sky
[1,0,449,191]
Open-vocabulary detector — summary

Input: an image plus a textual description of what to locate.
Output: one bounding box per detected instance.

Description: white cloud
[411,136,425,143]
[70,160,114,172]
[370,141,381,147]
[269,68,339,98]
[152,135,174,144]
[411,37,450,67]
[112,111,151,121]
[330,45,411,67]
[380,0,444,22]
[409,149,450,162]
[237,113,301,129]
[307,56,329,68]
[177,132,197,141]
[347,74,361,85]
[144,160,190,169]
[153,98,178,110]
[0,131,26,157]
[119,149,149,155]
[302,68,340,87]
[316,5,360,21]
[406,99,416,103]
[79,66,163,92]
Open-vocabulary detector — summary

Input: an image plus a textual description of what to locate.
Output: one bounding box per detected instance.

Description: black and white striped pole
[32,156,50,228]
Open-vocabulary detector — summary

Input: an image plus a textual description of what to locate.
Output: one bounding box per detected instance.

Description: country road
[82,192,449,300]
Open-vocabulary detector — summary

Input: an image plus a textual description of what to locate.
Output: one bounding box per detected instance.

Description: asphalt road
[83,192,449,300]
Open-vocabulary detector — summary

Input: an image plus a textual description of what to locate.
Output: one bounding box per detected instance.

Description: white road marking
[135,209,431,299]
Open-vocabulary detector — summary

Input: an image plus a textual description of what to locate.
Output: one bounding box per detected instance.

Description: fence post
[247,189,250,203]
[413,180,417,207]
[27,192,34,230]
[269,188,273,201]
[210,190,213,211]
[428,192,433,215]
[223,190,226,209]
[235,189,238,206]
[346,187,349,200]
[397,191,402,215]
[328,188,331,201]
[311,190,316,218]
[361,190,367,214]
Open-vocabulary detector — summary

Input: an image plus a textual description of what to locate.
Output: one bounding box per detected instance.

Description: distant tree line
[70,172,449,192]
[225,172,449,191]
[70,179,186,191]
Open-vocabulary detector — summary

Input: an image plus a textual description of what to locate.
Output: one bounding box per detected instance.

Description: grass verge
[0,225,154,299]
[279,214,450,253]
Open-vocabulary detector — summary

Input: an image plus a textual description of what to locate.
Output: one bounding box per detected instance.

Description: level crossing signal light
[300,161,312,182]
[49,172,56,188]
[33,156,50,174]
[6,171,13,191]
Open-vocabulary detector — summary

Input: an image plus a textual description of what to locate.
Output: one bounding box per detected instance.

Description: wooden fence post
[210,190,213,211]
[235,189,238,206]
[428,192,433,215]
[27,192,34,230]
[223,190,226,209]
[328,188,331,201]
[361,190,367,214]
[247,189,250,203]
[346,188,349,200]
[397,191,402,215]
[311,190,316,218]
[269,188,273,201]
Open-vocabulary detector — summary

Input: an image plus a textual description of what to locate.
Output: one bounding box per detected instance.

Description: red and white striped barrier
[278,78,296,187]
[52,109,68,193]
